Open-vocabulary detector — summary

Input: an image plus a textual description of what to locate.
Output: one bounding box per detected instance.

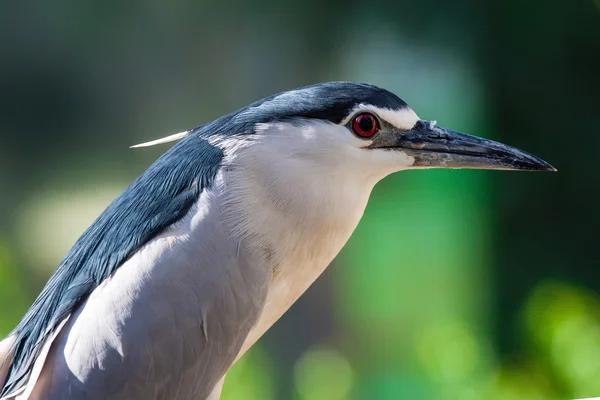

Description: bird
[0,82,555,400]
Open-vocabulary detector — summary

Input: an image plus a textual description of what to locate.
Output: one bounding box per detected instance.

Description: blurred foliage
[525,283,600,398]
[294,345,354,400]
[0,0,598,398]
[0,238,28,336]
[221,345,275,400]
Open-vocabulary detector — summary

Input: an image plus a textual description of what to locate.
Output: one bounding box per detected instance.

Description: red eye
[352,113,379,138]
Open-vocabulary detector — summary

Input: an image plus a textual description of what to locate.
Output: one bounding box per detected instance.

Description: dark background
[1,0,599,399]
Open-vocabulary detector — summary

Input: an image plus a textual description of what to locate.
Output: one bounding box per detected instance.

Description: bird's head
[134,82,555,186]
[129,81,557,253]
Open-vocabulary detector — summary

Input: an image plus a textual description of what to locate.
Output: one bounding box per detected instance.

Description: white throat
[211,120,391,357]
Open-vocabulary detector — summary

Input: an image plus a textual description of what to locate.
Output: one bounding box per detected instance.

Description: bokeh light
[221,345,275,400]
[294,345,354,400]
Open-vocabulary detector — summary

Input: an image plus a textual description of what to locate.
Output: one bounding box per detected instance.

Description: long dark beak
[370,120,556,171]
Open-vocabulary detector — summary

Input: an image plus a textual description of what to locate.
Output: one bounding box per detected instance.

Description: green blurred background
[0,1,599,399]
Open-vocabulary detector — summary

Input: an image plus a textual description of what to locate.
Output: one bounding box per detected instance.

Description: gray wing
[1,134,226,398]
[26,188,270,400]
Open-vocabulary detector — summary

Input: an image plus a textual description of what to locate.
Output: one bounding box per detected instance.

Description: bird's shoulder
[29,186,270,399]
[1,134,223,397]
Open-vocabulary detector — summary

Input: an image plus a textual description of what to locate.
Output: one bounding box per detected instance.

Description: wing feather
[17,182,269,399]
[0,135,223,397]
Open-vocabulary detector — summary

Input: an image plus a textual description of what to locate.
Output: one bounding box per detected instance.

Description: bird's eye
[352,113,379,138]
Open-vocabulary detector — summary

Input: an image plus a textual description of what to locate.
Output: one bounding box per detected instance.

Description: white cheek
[328,124,414,175]
[360,148,416,177]
[301,123,414,177]
[342,128,374,149]
[250,120,415,181]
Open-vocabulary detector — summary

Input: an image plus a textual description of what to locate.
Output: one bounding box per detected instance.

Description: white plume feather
[130,131,190,148]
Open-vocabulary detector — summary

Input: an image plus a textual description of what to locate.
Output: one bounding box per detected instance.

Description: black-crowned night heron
[0,82,555,399]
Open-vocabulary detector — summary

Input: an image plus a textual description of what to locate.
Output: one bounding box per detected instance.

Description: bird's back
[9,177,269,400]
[0,133,272,399]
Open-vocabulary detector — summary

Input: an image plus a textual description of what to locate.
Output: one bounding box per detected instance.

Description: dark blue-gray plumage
[1,136,223,397]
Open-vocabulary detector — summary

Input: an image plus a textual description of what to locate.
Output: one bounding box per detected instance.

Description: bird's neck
[219,144,378,276]
[217,143,378,359]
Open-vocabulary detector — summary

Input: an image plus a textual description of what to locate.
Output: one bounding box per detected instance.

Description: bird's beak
[370,120,556,171]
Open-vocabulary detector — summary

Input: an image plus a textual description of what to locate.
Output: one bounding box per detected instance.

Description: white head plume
[130,130,190,148]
